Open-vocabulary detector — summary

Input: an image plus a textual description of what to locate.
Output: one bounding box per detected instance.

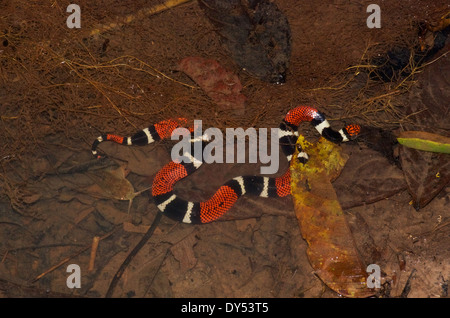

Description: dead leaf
[290,136,374,298]
[85,165,150,214]
[86,166,134,200]
[399,146,449,209]
[95,201,129,225]
[178,56,246,111]
[94,143,170,177]
[73,207,95,225]
[199,0,291,83]
[334,145,407,209]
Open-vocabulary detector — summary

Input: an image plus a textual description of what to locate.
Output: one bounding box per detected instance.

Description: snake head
[343,124,361,140]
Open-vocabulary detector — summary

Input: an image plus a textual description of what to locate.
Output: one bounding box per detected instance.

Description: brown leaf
[399,146,449,209]
[334,145,407,209]
[95,142,170,177]
[178,56,246,111]
[85,166,135,200]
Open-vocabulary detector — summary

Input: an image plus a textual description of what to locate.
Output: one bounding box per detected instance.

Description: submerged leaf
[290,136,374,297]
[86,166,135,201]
[85,166,150,213]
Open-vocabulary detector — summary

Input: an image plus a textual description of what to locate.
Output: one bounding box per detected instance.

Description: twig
[105,212,162,298]
[400,269,416,298]
[414,221,450,239]
[88,236,100,272]
[89,0,193,37]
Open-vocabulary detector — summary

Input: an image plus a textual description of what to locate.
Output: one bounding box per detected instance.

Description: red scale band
[106,134,124,144]
[154,118,189,140]
[152,161,187,196]
[199,185,239,223]
[284,106,318,126]
[275,170,291,197]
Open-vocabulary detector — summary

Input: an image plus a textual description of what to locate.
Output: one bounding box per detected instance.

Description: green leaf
[397,131,450,154]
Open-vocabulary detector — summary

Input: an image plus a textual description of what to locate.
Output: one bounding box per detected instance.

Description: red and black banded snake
[91,106,360,224]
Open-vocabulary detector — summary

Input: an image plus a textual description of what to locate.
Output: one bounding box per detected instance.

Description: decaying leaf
[178,56,246,111]
[85,165,150,213]
[334,145,407,209]
[399,146,449,210]
[199,0,291,83]
[290,136,374,297]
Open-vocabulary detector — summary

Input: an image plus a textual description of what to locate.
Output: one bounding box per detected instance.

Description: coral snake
[92,106,360,224]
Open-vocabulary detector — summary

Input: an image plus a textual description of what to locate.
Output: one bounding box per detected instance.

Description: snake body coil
[92,106,360,223]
